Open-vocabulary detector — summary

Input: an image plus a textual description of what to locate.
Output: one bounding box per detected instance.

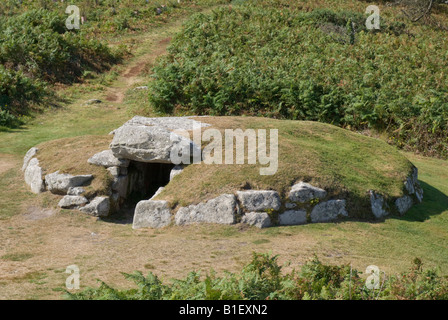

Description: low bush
[67,252,448,300]
[148,5,448,158]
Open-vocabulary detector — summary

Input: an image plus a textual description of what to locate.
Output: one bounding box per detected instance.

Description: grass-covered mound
[148,2,448,158]
[35,135,112,199]
[155,116,413,219]
[31,117,413,219]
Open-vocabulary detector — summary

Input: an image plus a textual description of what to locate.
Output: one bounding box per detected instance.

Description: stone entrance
[125,161,175,206]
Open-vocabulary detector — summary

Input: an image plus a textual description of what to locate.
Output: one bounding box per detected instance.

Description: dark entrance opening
[127,161,175,203]
[111,161,174,223]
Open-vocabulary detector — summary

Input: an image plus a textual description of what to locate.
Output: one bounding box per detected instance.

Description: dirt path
[104,36,172,104]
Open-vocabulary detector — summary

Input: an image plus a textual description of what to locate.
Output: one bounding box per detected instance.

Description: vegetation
[0,0,227,129]
[67,252,448,300]
[148,1,448,158]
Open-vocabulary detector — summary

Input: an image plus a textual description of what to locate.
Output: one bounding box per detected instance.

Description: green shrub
[148,5,448,158]
[0,65,47,116]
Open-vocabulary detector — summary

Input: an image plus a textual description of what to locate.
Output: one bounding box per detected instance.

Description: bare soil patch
[0,154,16,175]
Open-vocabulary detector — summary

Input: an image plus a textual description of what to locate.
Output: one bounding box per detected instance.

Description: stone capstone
[79,197,110,217]
[88,150,130,168]
[310,200,348,223]
[236,190,281,212]
[24,158,45,194]
[241,212,272,228]
[110,125,200,164]
[288,182,327,203]
[279,210,307,226]
[175,194,239,226]
[45,171,93,195]
[119,116,210,131]
[133,200,172,229]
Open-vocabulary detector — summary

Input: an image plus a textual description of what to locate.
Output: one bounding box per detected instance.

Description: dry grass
[36,136,113,198]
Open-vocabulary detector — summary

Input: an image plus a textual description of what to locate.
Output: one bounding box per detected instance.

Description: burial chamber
[22,116,424,229]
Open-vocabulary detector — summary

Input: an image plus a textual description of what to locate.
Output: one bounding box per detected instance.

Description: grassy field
[1,0,448,300]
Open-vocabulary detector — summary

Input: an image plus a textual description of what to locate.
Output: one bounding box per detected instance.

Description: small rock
[288,182,327,203]
[134,86,148,90]
[88,150,130,168]
[241,212,272,228]
[67,187,86,196]
[310,200,348,223]
[236,190,281,212]
[58,195,88,209]
[279,210,307,226]
[133,200,171,229]
[79,197,110,217]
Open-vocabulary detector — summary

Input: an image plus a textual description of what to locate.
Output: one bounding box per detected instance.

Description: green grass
[1,252,34,262]
[156,116,413,219]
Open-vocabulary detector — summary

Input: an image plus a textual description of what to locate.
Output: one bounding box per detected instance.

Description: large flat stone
[133,200,172,229]
[310,200,348,223]
[288,182,327,203]
[175,194,239,226]
[45,171,94,195]
[236,190,281,212]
